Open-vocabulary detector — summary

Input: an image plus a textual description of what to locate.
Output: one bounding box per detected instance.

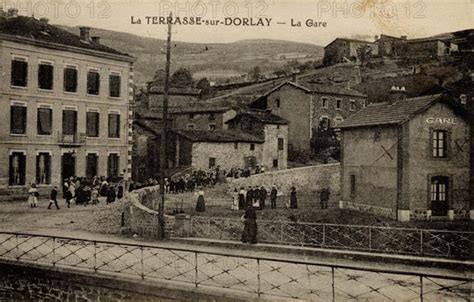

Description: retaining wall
[229,163,340,194]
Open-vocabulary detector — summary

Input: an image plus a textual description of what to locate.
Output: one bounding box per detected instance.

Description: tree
[356,45,373,66]
[150,68,166,87]
[249,66,262,82]
[170,67,193,88]
[196,77,212,97]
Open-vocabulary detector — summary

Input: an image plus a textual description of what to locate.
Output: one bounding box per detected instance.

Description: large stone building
[226,110,288,170]
[323,38,379,66]
[251,81,367,153]
[0,11,135,194]
[338,94,472,221]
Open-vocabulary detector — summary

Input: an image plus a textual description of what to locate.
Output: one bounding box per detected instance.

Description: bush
[311,129,341,162]
[288,144,312,164]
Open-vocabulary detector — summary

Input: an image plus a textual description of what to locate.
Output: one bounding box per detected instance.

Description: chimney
[91,36,100,44]
[39,17,49,24]
[388,86,408,104]
[374,35,379,41]
[291,73,297,83]
[79,26,91,41]
[400,35,407,40]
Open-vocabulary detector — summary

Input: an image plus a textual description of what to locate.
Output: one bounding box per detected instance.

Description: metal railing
[57,131,86,145]
[189,217,474,259]
[0,232,471,301]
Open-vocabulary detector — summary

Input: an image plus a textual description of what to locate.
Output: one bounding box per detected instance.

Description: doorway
[62,153,76,182]
[430,176,449,217]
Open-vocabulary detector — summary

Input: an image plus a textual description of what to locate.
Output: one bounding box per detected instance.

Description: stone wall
[122,185,175,238]
[229,163,340,195]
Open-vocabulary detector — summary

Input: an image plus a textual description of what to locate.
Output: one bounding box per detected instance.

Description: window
[363,100,368,107]
[322,97,328,109]
[11,57,28,87]
[108,113,120,138]
[62,110,77,135]
[9,152,26,186]
[189,113,195,119]
[278,138,284,150]
[350,100,356,111]
[276,99,280,108]
[86,111,100,137]
[208,157,216,169]
[432,130,447,158]
[36,152,51,184]
[38,61,53,90]
[273,159,278,168]
[109,73,121,97]
[64,65,78,92]
[37,107,52,135]
[10,103,27,134]
[319,116,330,131]
[250,143,255,151]
[334,117,344,126]
[187,123,195,130]
[209,113,216,121]
[336,99,342,110]
[87,69,100,95]
[350,174,356,196]
[107,153,120,178]
[209,124,216,131]
[234,142,238,149]
[86,153,98,178]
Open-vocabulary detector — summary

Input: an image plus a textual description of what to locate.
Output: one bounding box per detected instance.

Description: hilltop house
[338,93,472,221]
[251,81,367,153]
[0,10,135,195]
[323,38,379,66]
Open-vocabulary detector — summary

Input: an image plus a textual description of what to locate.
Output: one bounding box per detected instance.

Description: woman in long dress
[238,187,246,210]
[290,186,298,209]
[27,183,38,208]
[195,188,206,212]
[241,205,257,244]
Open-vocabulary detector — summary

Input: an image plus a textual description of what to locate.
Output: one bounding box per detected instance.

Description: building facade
[226,110,288,171]
[170,107,236,131]
[323,38,379,66]
[0,13,134,195]
[252,81,367,153]
[338,94,472,221]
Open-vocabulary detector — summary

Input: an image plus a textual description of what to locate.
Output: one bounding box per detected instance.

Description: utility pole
[158,13,172,240]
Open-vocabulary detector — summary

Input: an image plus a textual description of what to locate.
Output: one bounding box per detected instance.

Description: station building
[338,93,473,221]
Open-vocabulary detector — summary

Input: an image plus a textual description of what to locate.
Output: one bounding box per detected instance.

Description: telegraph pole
[158,13,172,240]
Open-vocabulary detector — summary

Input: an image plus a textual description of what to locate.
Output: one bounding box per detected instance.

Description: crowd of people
[26,176,125,210]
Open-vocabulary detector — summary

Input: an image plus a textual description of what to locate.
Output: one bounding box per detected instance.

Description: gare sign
[426,117,457,124]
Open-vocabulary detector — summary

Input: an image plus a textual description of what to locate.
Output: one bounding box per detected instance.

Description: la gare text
[130,16,327,28]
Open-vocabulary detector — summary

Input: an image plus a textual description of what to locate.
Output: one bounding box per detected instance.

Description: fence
[189,217,474,260]
[0,232,471,301]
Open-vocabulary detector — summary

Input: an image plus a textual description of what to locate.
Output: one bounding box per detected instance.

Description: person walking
[106,185,116,204]
[290,186,298,209]
[241,205,257,244]
[195,187,206,212]
[270,185,277,209]
[245,186,253,207]
[27,183,39,208]
[48,186,60,210]
[320,188,330,209]
[91,186,99,205]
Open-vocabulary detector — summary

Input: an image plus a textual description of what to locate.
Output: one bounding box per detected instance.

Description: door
[62,153,76,182]
[431,176,449,216]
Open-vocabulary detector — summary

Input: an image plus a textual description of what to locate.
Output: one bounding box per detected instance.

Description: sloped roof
[175,130,264,143]
[337,94,464,129]
[263,81,367,98]
[325,38,376,49]
[0,15,131,58]
[226,110,288,125]
[170,106,232,114]
[149,87,202,96]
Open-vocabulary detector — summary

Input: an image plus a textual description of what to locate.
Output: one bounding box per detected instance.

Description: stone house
[323,38,379,66]
[147,87,202,108]
[0,12,135,195]
[170,130,265,171]
[251,81,367,153]
[226,110,289,170]
[375,34,406,57]
[170,107,236,131]
[338,94,472,221]
[393,38,458,58]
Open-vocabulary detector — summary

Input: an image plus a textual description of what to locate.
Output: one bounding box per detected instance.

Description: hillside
[59,26,324,85]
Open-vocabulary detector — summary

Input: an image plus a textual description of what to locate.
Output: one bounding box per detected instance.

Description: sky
[2,0,473,45]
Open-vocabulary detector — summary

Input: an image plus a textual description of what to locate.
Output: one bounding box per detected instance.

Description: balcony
[57,131,86,146]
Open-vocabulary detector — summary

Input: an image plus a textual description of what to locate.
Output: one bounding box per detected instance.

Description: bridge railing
[0,232,471,301]
[189,216,474,259]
